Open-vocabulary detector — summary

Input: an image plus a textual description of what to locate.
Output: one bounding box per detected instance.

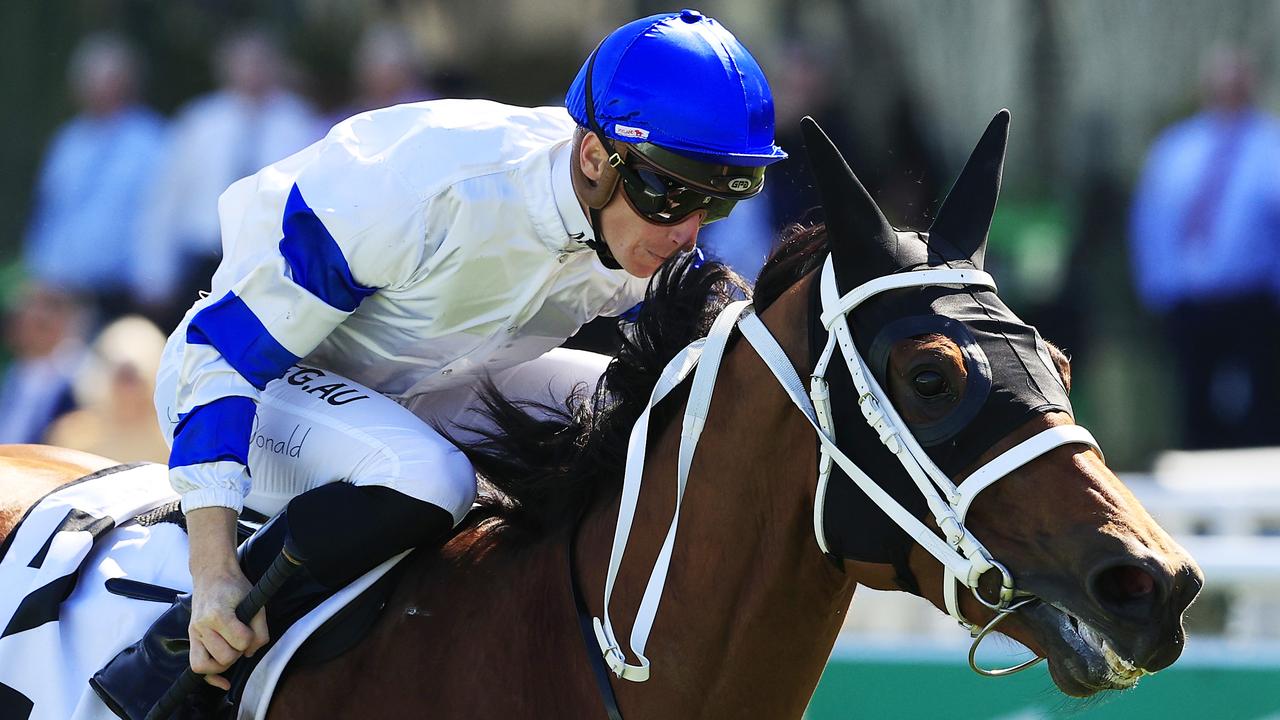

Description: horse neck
[577,272,855,718]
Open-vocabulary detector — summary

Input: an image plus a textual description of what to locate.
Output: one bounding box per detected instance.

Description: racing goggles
[611,143,766,226]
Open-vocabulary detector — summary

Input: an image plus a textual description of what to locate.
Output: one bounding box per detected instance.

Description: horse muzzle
[1014,557,1203,697]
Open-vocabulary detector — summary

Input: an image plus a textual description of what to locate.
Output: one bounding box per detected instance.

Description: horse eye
[912,370,948,399]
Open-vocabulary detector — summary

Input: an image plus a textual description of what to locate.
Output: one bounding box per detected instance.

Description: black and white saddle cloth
[0,464,406,720]
[0,463,184,719]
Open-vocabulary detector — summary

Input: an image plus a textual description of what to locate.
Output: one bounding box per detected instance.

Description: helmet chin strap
[568,129,623,269]
[586,204,622,270]
[576,43,627,271]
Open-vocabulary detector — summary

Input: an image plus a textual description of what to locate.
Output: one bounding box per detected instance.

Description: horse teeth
[1103,642,1140,678]
[1058,607,1146,686]
[1081,619,1143,684]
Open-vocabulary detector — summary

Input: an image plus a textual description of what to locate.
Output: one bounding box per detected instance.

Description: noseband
[592,255,1101,684]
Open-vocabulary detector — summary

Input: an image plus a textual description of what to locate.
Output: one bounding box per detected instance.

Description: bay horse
[0,113,1200,718]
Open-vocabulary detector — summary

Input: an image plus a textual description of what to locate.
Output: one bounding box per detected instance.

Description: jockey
[102,9,785,710]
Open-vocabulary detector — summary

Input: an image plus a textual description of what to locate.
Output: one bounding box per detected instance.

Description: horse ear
[801,116,900,293]
[928,109,1010,269]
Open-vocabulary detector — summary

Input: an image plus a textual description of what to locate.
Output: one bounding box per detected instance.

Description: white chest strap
[592,299,752,682]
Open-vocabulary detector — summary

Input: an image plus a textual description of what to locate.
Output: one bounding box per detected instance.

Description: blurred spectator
[723,87,943,282]
[46,315,169,463]
[1129,47,1280,449]
[0,285,88,444]
[331,23,435,124]
[134,27,322,329]
[23,33,165,322]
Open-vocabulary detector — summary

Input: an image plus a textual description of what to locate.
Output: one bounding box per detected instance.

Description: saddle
[89,504,404,720]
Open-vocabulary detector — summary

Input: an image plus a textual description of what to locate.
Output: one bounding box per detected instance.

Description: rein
[590,256,1103,691]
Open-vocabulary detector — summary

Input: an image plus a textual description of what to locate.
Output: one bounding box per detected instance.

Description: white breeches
[154,349,611,524]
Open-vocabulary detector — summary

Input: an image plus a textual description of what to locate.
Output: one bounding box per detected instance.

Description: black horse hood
[801,113,1072,564]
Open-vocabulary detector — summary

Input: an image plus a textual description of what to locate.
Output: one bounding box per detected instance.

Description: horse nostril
[1090,562,1162,619]
[1172,563,1205,613]
[1105,565,1155,598]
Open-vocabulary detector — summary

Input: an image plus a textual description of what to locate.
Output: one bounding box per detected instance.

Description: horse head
[802,112,1202,696]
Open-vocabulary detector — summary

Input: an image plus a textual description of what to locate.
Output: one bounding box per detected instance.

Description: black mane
[452,227,828,543]
[754,223,830,312]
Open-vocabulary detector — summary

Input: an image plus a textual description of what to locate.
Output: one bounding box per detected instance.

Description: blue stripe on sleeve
[279,183,376,312]
[186,291,300,390]
[169,396,257,469]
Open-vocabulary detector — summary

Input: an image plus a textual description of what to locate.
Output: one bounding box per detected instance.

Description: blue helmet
[565,9,787,167]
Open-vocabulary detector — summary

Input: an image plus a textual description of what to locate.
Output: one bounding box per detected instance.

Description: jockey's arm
[167,131,428,681]
[184,506,267,689]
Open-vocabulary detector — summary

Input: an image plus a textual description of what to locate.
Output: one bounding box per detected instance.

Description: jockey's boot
[90,483,456,719]
[221,484,456,705]
[88,510,291,719]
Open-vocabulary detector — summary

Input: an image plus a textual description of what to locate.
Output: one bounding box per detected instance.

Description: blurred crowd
[8,24,436,460]
[10,21,1280,464]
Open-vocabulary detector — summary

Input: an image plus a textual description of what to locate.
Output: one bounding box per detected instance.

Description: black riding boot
[89,510,292,719]
[91,484,456,719]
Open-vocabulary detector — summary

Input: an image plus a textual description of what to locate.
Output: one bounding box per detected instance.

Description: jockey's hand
[189,568,270,690]
[185,506,270,691]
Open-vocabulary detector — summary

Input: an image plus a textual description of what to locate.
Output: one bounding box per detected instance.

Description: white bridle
[593,256,1101,683]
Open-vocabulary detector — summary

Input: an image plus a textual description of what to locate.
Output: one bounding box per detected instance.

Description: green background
[809,657,1280,720]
